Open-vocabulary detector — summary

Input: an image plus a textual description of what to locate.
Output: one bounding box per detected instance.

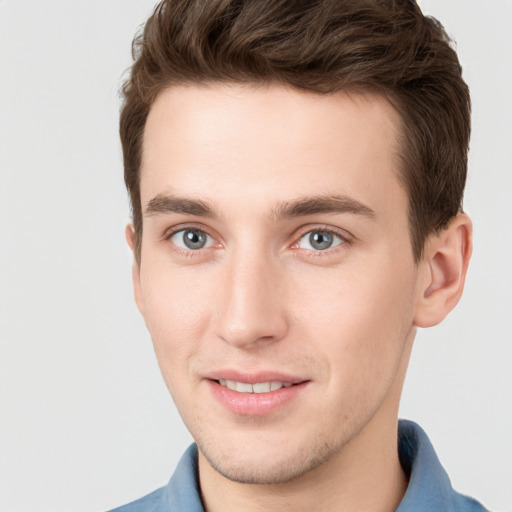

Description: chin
[197,434,338,485]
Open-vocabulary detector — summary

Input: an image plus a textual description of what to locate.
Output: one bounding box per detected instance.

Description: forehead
[140,84,405,219]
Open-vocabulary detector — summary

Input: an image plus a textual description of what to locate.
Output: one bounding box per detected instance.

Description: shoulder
[106,444,203,512]
[106,486,166,512]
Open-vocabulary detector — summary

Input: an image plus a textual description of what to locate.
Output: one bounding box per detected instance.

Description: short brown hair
[120,0,470,262]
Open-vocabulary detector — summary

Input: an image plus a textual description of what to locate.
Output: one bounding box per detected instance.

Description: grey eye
[171,229,212,250]
[298,230,344,251]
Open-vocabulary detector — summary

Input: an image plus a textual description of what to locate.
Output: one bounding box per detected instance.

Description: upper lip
[206,369,308,385]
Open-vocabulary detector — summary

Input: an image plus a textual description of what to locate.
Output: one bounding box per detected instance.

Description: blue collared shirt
[109,420,489,511]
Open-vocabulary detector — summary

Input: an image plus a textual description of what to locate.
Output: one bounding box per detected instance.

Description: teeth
[218,380,294,393]
[253,382,271,393]
[235,381,253,393]
[270,381,282,391]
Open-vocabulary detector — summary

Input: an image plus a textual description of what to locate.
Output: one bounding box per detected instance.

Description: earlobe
[125,224,145,316]
[414,213,473,328]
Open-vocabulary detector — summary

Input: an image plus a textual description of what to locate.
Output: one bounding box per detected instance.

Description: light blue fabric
[108,420,489,511]
[107,443,203,512]
[396,420,488,512]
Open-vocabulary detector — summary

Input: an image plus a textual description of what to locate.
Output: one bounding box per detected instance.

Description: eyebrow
[145,195,217,217]
[270,194,376,221]
[144,193,376,220]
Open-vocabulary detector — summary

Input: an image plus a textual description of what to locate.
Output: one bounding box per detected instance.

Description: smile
[217,379,294,393]
[208,378,308,416]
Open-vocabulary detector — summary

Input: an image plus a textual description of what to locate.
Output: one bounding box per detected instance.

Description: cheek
[138,263,214,382]
[141,255,213,326]
[292,258,416,393]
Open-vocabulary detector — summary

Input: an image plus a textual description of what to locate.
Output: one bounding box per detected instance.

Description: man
[111,0,487,510]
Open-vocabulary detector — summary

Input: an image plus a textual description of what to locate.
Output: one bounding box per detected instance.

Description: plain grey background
[0,1,511,511]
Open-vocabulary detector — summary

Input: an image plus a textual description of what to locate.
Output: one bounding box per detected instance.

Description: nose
[214,251,289,349]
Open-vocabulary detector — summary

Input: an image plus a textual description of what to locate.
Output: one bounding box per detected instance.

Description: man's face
[133,84,425,484]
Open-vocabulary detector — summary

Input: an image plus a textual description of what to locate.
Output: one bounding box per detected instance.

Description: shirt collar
[397,419,456,511]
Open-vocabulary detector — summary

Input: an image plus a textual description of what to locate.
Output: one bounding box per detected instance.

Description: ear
[125,224,145,316]
[414,213,473,328]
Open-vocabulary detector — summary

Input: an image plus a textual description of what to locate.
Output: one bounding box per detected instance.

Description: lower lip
[207,380,309,416]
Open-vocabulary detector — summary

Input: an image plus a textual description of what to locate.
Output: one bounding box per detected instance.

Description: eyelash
[163,224,351,258]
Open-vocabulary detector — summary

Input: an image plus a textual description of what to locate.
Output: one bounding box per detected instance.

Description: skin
[127,84,472,512]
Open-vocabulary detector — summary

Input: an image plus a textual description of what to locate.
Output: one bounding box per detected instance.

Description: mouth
[216,379,295,393]
[206,373,309,416]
